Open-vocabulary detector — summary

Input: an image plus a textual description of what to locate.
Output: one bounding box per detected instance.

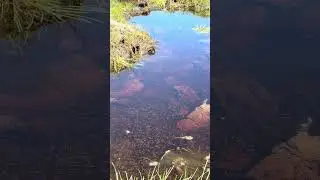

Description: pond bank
[110,0,210,73]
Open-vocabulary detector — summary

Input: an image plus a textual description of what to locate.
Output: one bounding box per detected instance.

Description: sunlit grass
[109,0,210,73]
[110,20,155,73]
[149,0,210,17]
[149,0,167,9]
[110,0,135,23]
[111,158,210,180]
[0,0,105,41]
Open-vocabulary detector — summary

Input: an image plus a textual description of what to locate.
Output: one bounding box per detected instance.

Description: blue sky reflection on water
[110,11,210,174]
[111,11,210,84]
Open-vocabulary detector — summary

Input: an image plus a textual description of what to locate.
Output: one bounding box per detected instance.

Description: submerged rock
[177,100,210,132]
[173,85,200,104]
[111,79,144,98]
[247,117,320,180]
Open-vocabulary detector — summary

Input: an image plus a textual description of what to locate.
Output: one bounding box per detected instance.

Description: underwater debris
[174,136,193,140]
[125,130,131,134]
[177,99,210,132]
[204,154,210,161]
[148,161,159,167]
[157,148,210,178]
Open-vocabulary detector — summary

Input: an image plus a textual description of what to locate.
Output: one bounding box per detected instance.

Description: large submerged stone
[111,79,144,98]
[177,100,210,132]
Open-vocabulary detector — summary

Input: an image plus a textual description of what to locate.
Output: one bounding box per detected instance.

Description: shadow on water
[110,11,210,176]
[213,0,320,179]
[0,1,108,179]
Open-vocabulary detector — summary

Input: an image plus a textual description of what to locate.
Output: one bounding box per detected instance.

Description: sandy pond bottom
[110,11,210,175]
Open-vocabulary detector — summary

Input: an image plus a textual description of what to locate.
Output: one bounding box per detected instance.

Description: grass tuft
[111,157,210,180]
[110,0,135,23]
[0,0,105,41]
[110,19,155,73]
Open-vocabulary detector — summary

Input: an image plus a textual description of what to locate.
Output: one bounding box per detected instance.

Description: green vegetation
[110,0,135,23]
[192,25,210,34]
[0,0,104,42]
[110,0,155,73]
[149,0,167,9]
[111,158,210,180]
[110,20,155,72]
[110,0,210,73]
[150,0,210,17]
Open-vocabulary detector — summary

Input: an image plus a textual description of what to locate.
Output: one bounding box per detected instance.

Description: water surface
[110,11,210,174]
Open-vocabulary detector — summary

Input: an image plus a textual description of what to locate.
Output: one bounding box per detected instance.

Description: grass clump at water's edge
[110,0,210,73]
[0,0,105,42]
[110,19,155,73]
[149,0,210,17]
[110,0,155,73]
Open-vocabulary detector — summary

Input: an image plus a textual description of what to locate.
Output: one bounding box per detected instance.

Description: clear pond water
[110,11,210,174]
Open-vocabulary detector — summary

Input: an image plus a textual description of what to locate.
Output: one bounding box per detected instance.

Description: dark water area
[110,11,210,175]
[213,0,320,179]
[0,8,109,179]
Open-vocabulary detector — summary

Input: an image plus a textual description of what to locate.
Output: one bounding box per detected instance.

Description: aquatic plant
[0,0,105,41]
[192,25,210,34]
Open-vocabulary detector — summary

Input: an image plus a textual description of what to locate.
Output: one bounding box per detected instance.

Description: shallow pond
[110,11,210,175]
